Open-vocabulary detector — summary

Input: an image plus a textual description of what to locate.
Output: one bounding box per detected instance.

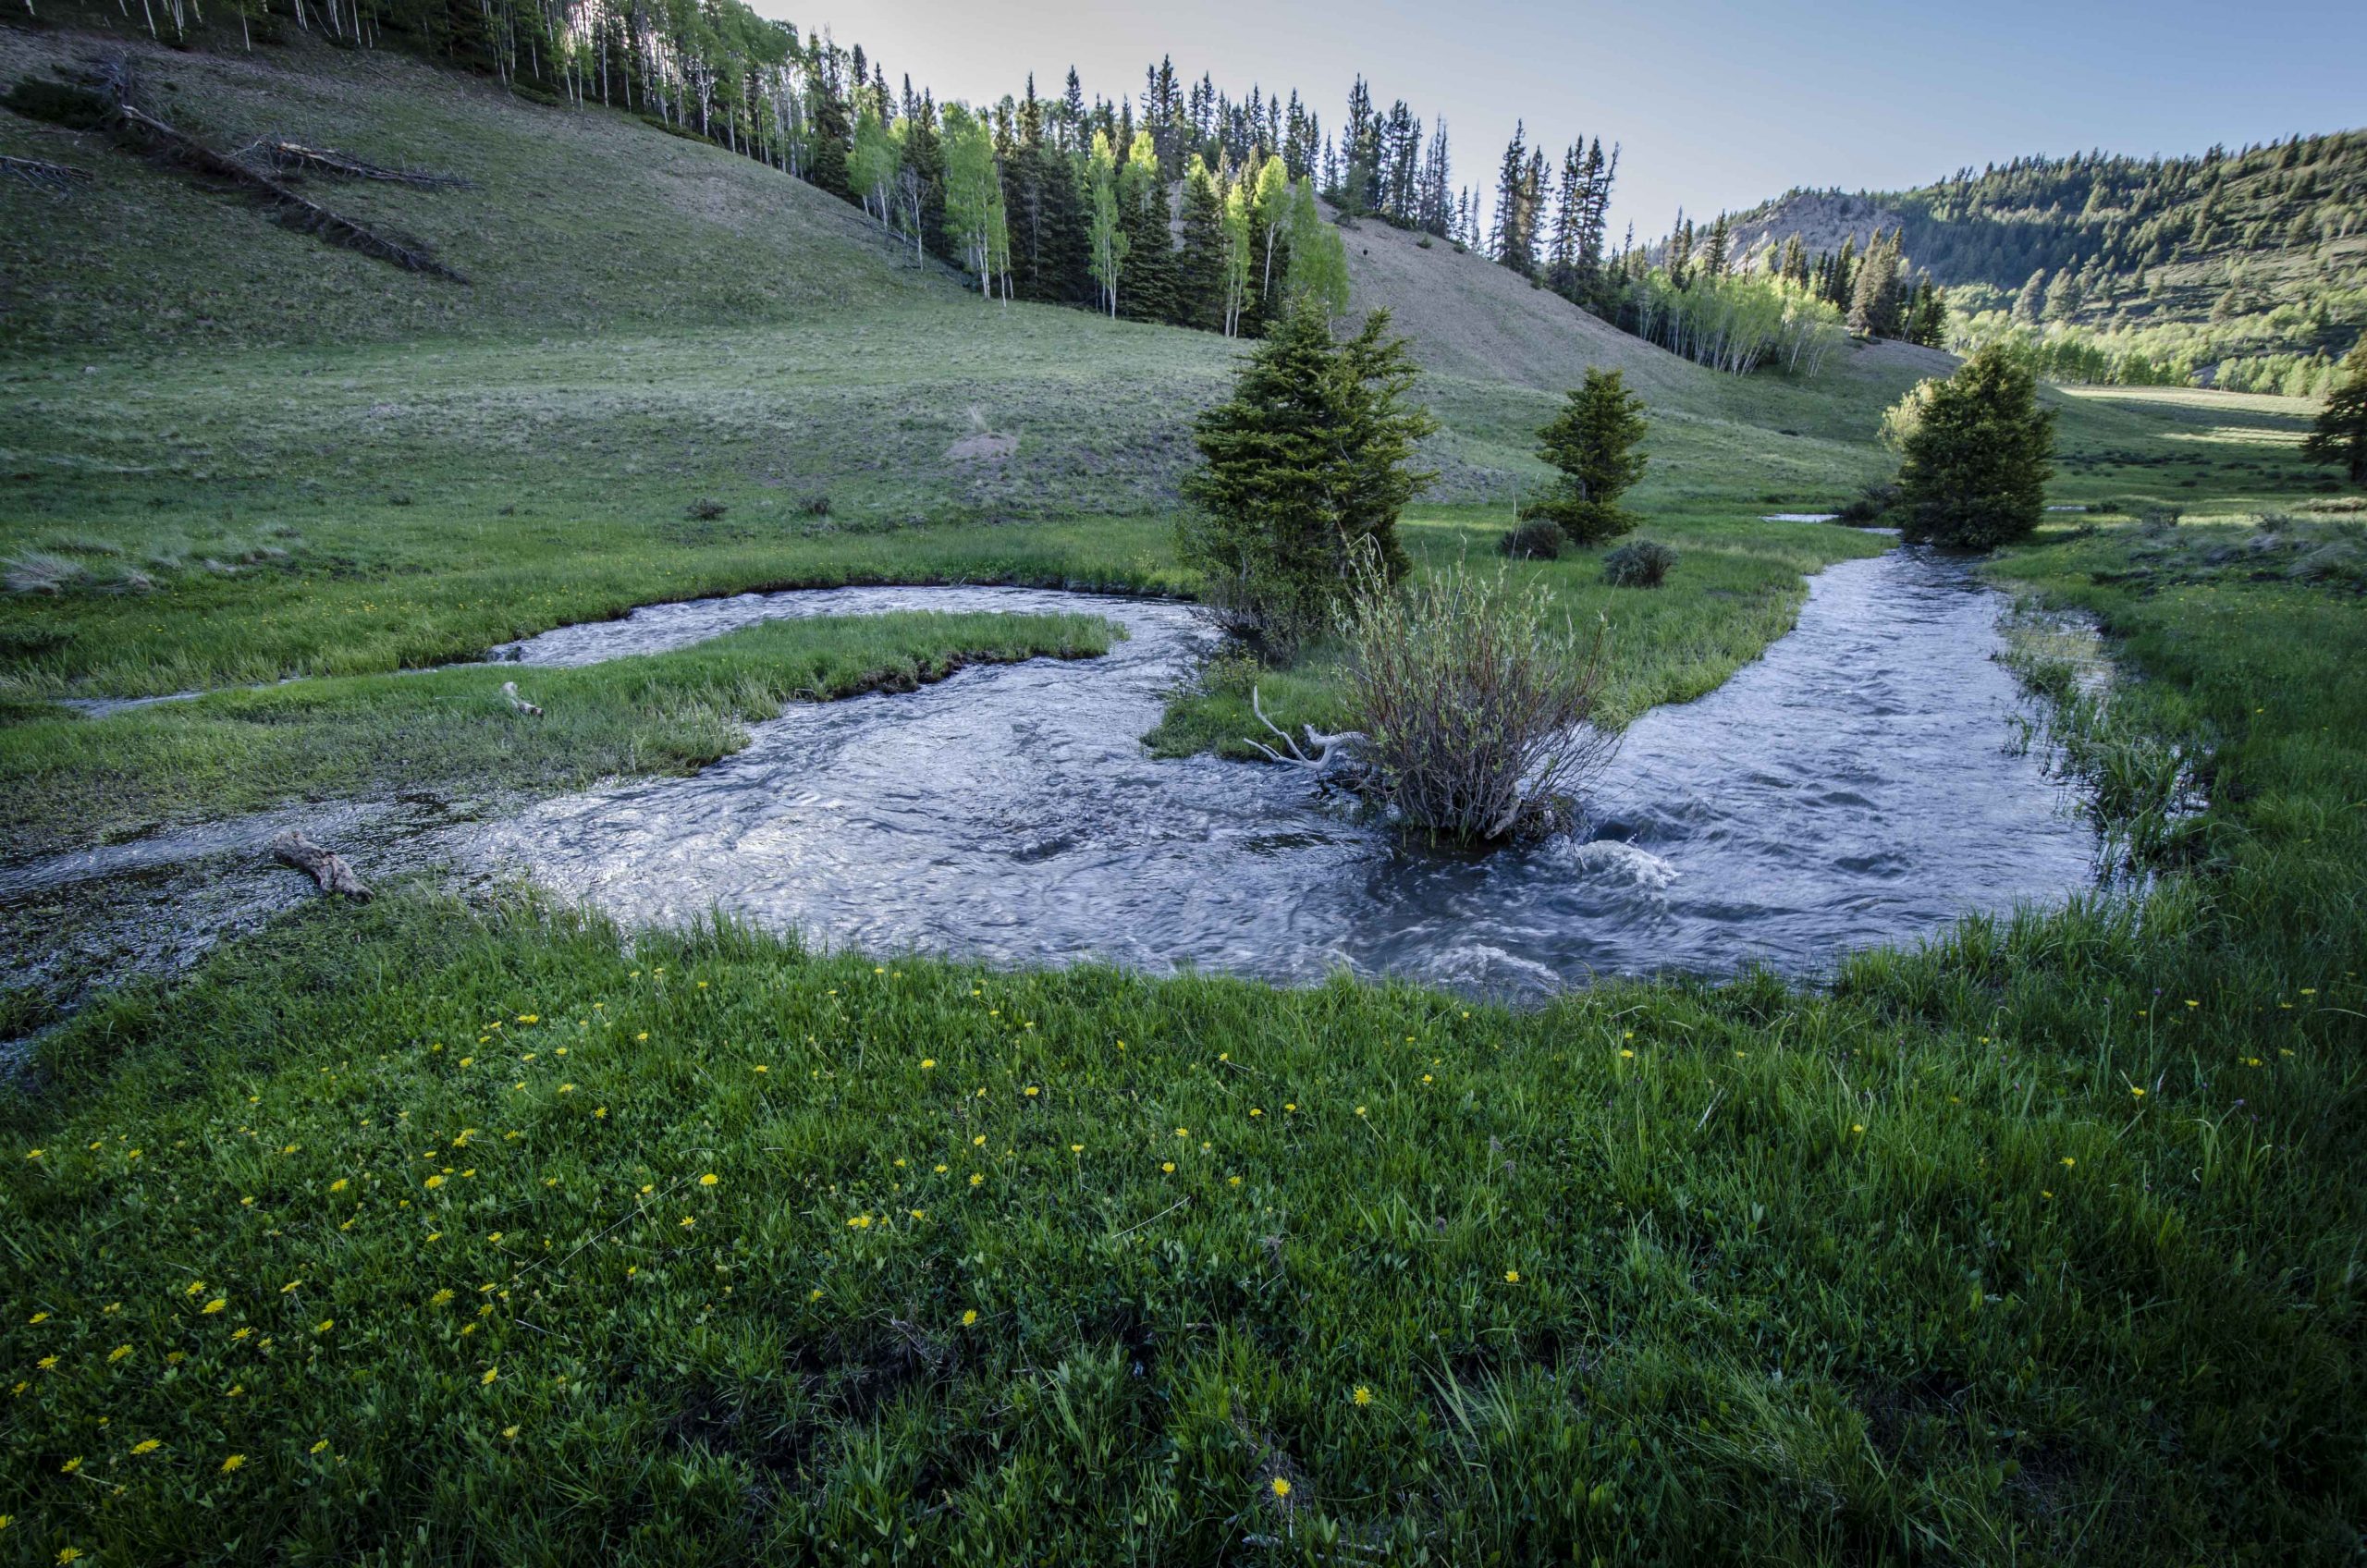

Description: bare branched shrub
[1339,556,1615,842]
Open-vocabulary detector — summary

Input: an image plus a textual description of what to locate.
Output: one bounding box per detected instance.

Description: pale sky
[767,0,2366,239]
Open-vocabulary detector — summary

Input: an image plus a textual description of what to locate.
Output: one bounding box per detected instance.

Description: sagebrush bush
[1497,516,1564,560]
[686,496,729,521]
[1340,557,1613,841]
[1601,539,1677,587]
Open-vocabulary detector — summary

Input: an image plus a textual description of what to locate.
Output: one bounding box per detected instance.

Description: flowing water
[3,548,2100,1042]
[468,549,2095,993]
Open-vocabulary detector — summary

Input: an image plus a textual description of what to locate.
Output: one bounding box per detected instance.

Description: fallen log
[232,138,472,190]
[272,830,371,900]
[107,103,468,283]
[501,680,543,717]
[0,154,94,196]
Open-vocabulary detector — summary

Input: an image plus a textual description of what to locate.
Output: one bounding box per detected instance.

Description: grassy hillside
[1729,134,2367,391]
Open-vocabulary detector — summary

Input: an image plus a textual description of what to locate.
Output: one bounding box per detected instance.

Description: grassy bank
[1150,508,1886,756]
[0,610,1117,859]
[2,517,2361,1564]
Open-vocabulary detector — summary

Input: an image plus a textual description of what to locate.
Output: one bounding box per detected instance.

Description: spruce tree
[1892,346,2056,548]
[1521,369,1650,545]
[1176,155,1230,331]
[1177,304,1437,651]
[2301,340,2367,485]
[1118,129,1179,323]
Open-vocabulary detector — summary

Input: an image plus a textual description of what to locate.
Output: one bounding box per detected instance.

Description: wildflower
[281,1280,302,1293]
[1422,1074,1434,1084]
[60,1456,82,1475]
[594,1108,607,1120]
[329,1179,348,1194]
[636,1033,649,1042]
[559,1084,576,1095]
[107,1345,131,1364]
[57,1550,82,1564]
[935,1163,950,1173]
[488,1231,505,1244]
[1353,1386,1372,1406]
[315,1319,334,1333]
[1249,1108,1263,1118]
[2130,1086,2146,1098]
[848,1215,872,1229]
[24,1149,42,1160]
[231,1329,251,1341]
[973,1134,987,1146]
[220,1454,245,1474]
[184,1280,206,1297]
[1619,1049,1634,1060]
[1504,1269,1521,1283]
[752,1065,767,1074]
[920,1059,936,1070]
[424,1175,445,1189]
[1851,1124,1865,1135]
[130,1439,161,1455]
[502,1425,520,1440]
[1283,1103,1296,1112]
[1162,1162,1176,1174]
[481,1367,499,1386]
[681,1216,695,1228]
[36,1356,57,1371]
[1025,1086,1040,1097]
[809,1289,824,1303]
[310,1439,329,1454]
[2060,1157,2076,1169]
[699,1173,719,1187]
[963,1309,979,1327]
[1355,1106,1367,1118]
[1270,1477,1291,1499]
[202,1298,227,1315]
[1228,1175,1243,1186]
[909,1209,926,1221]
[26,1311,44,1325]
[1174,1127,1188,1138]
[1070,1144,1084,1153]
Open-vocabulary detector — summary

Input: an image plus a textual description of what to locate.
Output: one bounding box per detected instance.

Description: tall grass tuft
[1340,555,1615,841]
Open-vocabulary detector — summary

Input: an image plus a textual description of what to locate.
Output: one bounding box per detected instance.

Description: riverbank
[4,515,2361,1564]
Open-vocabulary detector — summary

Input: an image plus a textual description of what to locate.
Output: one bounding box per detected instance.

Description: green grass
[0,609,1117,858]
[3,516,2363,1563]
[1149,508,1887,757]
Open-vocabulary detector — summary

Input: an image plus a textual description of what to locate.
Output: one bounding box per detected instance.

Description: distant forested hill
[1729,134,2366,393]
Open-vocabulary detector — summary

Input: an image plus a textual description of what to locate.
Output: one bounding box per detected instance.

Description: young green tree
[2301,339,2367,485]
[1178,303,1437,651]
[1282,178,1351,321]
[1085,129,1128,318]
[940,104,1007,300]
[1521,369,1650,545]
[849,107,899,227]
[1252,153,1293,300]
[1889,344,2057,548]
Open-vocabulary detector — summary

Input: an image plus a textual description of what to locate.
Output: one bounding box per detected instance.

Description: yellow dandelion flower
[968,1172,983,1187]
[753,1065,767,1074]
[130,1439,161,1455]
[1070,1144,1084,1153]
[680,1215,696,1228]
[1851,1124,1865,1135]
[281,1280,301,1293]
[2060,1157,2076,1169]
[38,1355,59,1370]
[808,1289,824,1303]
[1025,1086,1040,1097]
[57,1550,82,1564]
[2130,1086,2146,1098]
[314,1319,334,1333]
[1161,1161,1176,1173]
[962,1309,978,1327]
[972,1134,987,1146]
[1228,1175,1243,1186]
[107,1345,131,1363]
[202,1298,227,1315]
[935,1163,950,1173]
[219,1453,245,1474]
[481,1367,499,1386]
[1270,1477,1291,1499]
[329,1179,348,1194]
[60,1456,82,1474]
[699,1173,719,1187]
[1352,1386,1372,1406]
[502,1425,521,1440]
[1619,1049,1634,1060]
[919,1058,937,1071]
[848,1215,872,1229]
[1504,1269,1521,1283]
[184,1280,206,1297]
[424,1175,445,1189]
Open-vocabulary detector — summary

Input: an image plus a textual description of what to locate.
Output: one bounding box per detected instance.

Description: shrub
[686,497,729,521]
[4,78,111,130]
[1496,516,1564,560]
[800,494,832,517]
[1601,540,1676,587]
[1836,482,1900,524]
[1339,558,1614,842]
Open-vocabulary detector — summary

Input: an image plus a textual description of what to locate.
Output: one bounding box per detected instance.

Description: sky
[767,0,2367,240]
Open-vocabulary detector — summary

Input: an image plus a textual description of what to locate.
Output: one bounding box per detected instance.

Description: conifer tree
[2301,340,2367,485]
[1118,129,1178,323]
[1177,155,1230,331]
[1521,369,1650,545]
[1890,346,2056,548]
[1492,123,1534,275]
[1178,303,1437,650]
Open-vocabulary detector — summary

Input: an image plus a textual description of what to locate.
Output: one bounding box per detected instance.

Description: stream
[4,547,2098,1032]
[472,548,2094,991]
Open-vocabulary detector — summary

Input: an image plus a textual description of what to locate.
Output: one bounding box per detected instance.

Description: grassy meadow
[5,22,2367,1565]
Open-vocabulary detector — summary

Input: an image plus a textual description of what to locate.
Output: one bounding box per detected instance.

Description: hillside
[0,27,1952,526]
[1727,133,2367,390]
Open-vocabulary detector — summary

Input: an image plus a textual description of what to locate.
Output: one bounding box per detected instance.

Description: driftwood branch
[1,155,93,196]
[1245,684,1366,776]
[231,139,472,190]
[103,100,468,283]
[272,831,371,900]
[501,680,543,717]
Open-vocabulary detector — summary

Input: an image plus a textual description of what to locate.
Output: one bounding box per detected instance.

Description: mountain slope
[1726,134,2367,387]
